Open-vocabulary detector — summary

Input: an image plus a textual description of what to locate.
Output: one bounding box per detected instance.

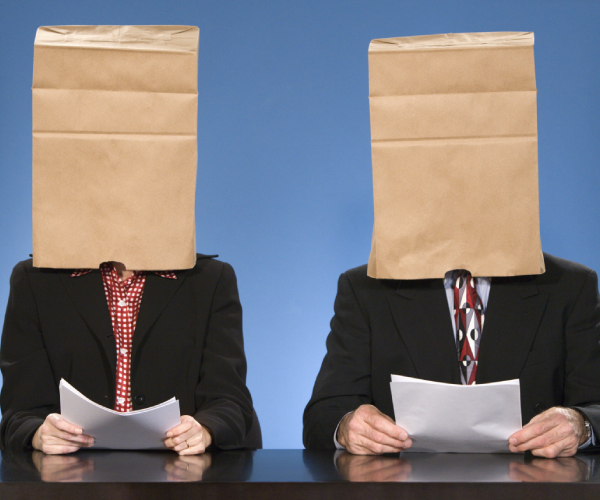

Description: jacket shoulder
[11,258,32,274]
[8,258,53,280]
[344,263,368,279]
[341,264,399,293]
[342,264,373,287]
[189,253,237,279]
[542,252,595,277]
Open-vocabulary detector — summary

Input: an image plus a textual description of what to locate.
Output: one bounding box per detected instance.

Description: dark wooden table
[1,449,599,499]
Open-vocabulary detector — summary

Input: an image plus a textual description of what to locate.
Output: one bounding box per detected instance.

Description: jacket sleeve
[565,268,600,446]
[0,261,59,451]
[303,271,373,449]
[192,262,254,449]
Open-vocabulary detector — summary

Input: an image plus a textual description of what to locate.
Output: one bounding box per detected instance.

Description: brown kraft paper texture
[32,25,199,270]
[367,32,545,279]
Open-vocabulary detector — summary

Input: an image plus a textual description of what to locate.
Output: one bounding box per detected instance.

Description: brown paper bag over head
[32,25,199,270]
[367,32,545,279]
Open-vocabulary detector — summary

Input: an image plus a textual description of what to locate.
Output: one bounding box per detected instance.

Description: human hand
[164,415,212,455]
[508,407,588,458]
[32,414,94,455]
[336,404,412,455]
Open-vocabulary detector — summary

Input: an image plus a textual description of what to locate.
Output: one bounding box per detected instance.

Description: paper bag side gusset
[32,26,199,270]
[366,32,545,280]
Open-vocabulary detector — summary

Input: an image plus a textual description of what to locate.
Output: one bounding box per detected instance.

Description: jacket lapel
[476,278,547,384]
[132,270,189,353]
[387,280,461,384]
[58,271,116,372]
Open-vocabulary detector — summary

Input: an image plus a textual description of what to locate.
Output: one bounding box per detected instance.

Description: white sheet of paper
[390,375,522,453]
[59,379,181,450]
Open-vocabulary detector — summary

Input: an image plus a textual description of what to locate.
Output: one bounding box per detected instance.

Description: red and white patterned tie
[453,271,484,385]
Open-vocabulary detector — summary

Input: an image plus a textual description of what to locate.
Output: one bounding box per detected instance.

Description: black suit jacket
[303,253,600,449]
[0,255,254,451]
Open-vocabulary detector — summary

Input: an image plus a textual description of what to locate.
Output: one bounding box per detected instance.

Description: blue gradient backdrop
[1,1,598,448]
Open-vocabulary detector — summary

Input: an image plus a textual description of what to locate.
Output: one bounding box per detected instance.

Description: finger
[173,431,205,453]
[163,436,178,450]
[166,419,193,438]
[42,422,93,448]
[43,434,95,448]
[164,432,197,451]
[347,440,405,455]
[510,423,576,453]
[531,443,566,459]
[514,432,577,457]
[345,425,405,452]
[350,433,411,455]
[169,422,203,450]
[509,423,548,446]
[362,424,410,449]
[366,424,408,446]
[42,425,94,445]
[172,439,192,452]
[44,428,94,445]
[509,418,559,447]
[344,442,375,455]
[42,436,94,448]
[345,416,411,453]
[340,407,407,452]
[177,440,206,456]
[363,438,411,454]
[364,413,408,441]
[50,415,84,436]
[354,415,409,447]
[514,408,577,442]
[530,439,578,459]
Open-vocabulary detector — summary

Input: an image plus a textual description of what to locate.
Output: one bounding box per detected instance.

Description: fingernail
[509,438,517,445]
[399,433,407,440]
[167,432,173,438]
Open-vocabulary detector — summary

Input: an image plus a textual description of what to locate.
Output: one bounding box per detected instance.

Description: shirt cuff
[578,428,596,449]
[333,412,353,450]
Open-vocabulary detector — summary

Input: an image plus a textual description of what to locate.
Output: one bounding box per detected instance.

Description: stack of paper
[390,375,522,453]
[59,379,181,450]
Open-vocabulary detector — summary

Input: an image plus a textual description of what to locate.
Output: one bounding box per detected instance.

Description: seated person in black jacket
[1,256,255,454]
[1,25,256,455]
